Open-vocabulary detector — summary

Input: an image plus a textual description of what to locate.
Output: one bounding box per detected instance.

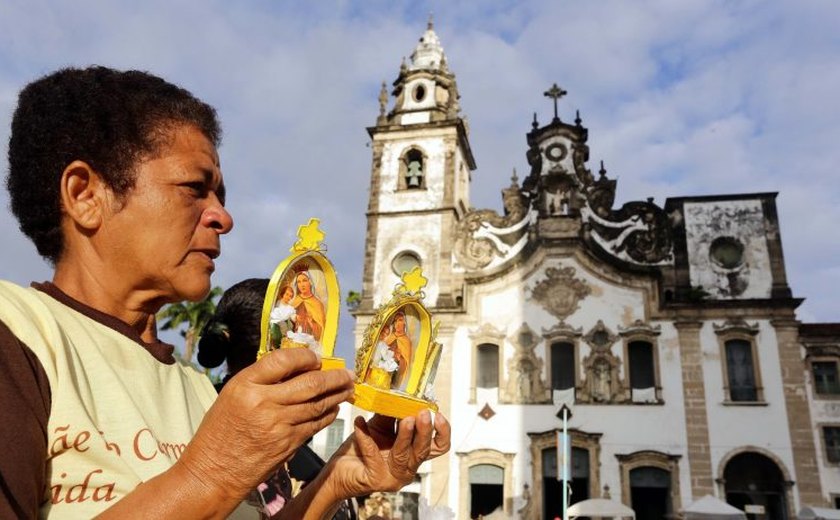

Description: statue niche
[578,320,624,404]
[502,323,550,404]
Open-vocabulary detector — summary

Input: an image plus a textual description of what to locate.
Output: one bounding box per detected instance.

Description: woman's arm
[96,348,355,519]
[276,411,451,520]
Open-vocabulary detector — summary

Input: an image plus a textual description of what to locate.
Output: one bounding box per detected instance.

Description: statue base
[352,382,438,419]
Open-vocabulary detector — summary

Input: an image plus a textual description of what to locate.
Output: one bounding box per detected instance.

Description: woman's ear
[59,160,109,230]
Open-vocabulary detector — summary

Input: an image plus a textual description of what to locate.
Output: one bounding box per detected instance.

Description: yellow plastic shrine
[256,218,345,371]
[353,267,442,419]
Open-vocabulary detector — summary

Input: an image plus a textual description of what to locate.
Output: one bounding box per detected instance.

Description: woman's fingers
[242,347,321,385]
[410,410,434,462]
[429,413,451,459]
[268,368,354,406]
[274,387,355,427]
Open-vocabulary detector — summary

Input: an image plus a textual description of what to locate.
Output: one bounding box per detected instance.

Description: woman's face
[94,124,233,306]
[394,313,406,334]
[296,273,312,296]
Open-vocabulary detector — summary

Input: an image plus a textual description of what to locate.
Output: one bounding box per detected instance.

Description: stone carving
[469,322,506,342]
[579,320,624,404]
[542,322,584,341]
[713,318,759,336]
[582,198,673,265]
[502,323,549,404]
[618,319,662,338]
[518,101,674,267]
[517,483,533,520]
[529,266,591,321]
[454,171,533,271]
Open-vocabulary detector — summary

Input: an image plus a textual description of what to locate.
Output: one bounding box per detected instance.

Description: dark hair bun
[197,319,230,368]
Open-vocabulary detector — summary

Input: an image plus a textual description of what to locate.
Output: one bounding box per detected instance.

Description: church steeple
[409,14,445,71]
[360,19,476,311]
[377,20,462,126]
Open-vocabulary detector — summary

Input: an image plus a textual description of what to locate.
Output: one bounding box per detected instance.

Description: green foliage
[157,286,223,364]
[345,289,362,311]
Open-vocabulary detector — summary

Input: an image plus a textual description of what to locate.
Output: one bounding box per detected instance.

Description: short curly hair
[6,66,221,263]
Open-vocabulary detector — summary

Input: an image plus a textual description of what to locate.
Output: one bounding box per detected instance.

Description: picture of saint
[289,266,326,342]
[365,324,399,389]
[383,309,415,391]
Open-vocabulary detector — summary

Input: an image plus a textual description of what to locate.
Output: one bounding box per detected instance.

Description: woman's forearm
[94,459,242,519]
[274,465,344,520]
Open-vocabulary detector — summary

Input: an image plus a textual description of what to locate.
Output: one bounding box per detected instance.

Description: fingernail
[405,417,416,431]
[419,409,431,424]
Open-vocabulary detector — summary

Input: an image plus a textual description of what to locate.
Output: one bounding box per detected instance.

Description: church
[348,20,840,520]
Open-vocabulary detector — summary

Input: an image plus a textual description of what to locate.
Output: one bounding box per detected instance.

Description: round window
[413,84,426,102]
[392,251,421,276]
[709,236,745,269]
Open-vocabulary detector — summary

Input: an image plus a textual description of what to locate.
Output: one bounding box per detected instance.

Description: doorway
[724,452,788,520]
[469,464,504,519]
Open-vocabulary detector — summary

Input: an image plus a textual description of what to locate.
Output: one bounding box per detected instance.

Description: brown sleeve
[0,319,50,518]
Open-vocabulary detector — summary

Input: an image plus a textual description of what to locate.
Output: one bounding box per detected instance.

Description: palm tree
[157,286,223,363]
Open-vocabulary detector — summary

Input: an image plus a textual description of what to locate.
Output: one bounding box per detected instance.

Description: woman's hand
[324,411,451,500]
[176,348,355,504]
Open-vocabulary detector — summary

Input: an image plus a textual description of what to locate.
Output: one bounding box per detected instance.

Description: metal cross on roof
[543,82,568,121]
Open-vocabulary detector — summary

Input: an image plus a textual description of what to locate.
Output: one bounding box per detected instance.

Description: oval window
[709,236,745,269]
[413,84,426,102]
[392,251,421,276]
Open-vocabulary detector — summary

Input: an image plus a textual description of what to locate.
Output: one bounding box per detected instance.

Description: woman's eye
[184,182,207,196]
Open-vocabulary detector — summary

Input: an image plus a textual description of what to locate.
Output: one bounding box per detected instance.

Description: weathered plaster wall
[684,200,773,299]
[699,321,800,507]
[372,213,443,306]
[806,371,840,497]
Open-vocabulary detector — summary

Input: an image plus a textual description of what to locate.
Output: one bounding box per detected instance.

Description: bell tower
[359,18,476,311]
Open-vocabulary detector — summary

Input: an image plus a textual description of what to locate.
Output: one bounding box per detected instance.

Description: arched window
[725,339,758,402]
[628,341,656,403]
[714,320,762,404]
[550,342,575,390]
[404,149,424,189]
[477,343,499,388]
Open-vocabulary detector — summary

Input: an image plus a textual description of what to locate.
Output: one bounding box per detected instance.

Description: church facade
[351,21,840,520]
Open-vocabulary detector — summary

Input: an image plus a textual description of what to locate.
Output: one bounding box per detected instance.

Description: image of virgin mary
[290,267,326,342]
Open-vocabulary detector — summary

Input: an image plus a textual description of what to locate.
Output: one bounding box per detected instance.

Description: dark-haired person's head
[6,66,221,264]
[198,278,269,383]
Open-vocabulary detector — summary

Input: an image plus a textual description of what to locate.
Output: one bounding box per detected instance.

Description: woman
[0,66,449,519]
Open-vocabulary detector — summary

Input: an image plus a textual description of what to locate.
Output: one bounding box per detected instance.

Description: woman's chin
[174,279,213,302]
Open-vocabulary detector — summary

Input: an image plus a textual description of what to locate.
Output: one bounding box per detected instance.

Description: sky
[1,0,839,360]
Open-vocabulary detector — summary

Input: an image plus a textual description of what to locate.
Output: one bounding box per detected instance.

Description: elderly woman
[0,67,449,519]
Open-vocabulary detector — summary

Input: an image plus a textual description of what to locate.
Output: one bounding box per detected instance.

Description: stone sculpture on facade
[502,323,549,404]
[579,320,624,404]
